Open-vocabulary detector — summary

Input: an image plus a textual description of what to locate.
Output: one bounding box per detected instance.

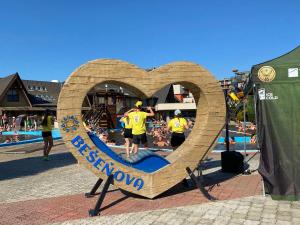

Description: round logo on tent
[258,66,276,82]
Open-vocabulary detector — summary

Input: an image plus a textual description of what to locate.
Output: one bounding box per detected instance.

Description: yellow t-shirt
[42,116,53,132]
[120,117,132,129]
[128,111,147,135]
[168,117,187,133]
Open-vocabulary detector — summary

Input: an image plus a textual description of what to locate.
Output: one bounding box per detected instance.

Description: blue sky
[0,0,299,81]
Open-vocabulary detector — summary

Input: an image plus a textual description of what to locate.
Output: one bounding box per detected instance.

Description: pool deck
[0,142,299,225]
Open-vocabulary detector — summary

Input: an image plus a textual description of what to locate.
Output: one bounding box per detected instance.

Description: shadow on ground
[119,158,243,202]
[0,152,77,181]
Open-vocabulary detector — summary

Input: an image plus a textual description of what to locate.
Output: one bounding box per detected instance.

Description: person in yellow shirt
[120,115,133,157]
[125,101,154,155]
[41,109,54,161]
[167,109,189,149]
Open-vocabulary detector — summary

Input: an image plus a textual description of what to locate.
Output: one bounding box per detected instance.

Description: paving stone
[232,213,247,219]
[250,207,264,214]
[213,215,231,224]
[261,213,276,219]
[259,223,275,225]
[292,217,300,223]
[262,209,277,214]
[243,220,260,225]
[195,218,214,224]
[246,214,261,221]
[277,211,291,217]
[263,205,277,210]
[276,215,292,222]
[275,221,292,225]
[228,218,246,224]
[202,212,219,220]
[261,217,276,223]
[2,146,300,225]
[185,216,201,223]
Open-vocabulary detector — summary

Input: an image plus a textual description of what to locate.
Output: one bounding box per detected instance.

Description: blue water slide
[88,132,170,173]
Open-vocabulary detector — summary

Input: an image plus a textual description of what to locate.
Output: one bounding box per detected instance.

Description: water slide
[88,132,170,173]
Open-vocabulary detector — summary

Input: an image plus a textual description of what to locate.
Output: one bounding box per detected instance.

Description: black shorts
[171,133,185,147]
[123,128,133,139]
[42,131,52,138]
[132,133,147,145]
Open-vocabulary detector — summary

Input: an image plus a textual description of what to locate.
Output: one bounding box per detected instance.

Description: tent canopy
[251,45,300,82]
[249,45,300,200]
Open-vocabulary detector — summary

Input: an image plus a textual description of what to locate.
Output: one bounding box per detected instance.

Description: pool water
[0,129,62,147]
[0,127,257,152]
[106,129,255,151]
[2,130,61,139]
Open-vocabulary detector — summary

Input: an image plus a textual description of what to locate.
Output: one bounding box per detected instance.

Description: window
[42,86,47,91]
[7,89,19,102]
[35,86,39,91]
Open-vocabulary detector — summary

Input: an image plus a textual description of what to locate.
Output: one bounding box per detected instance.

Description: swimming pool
[0,130,62,147]
[0,128,254,152]
[218,136,251,143]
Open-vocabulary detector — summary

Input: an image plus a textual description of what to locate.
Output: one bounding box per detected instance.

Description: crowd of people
[117,101,193,157]
[0,113,39,133]
[82,101,196,157]
[236,121,256,134]
[0,111,57,161]
[149,117,194,148]
[224,121,257,146]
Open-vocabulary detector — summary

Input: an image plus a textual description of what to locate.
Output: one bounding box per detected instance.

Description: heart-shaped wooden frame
[57,59,225,198]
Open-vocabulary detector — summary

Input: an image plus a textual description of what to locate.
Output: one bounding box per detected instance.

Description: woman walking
[41,109,54,161]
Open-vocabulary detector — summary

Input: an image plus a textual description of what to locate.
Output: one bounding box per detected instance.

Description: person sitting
[229,136,236,144]
[249,123,256,131]
[237,123,244,132]
[83,121,92,132]
[154,136,169,147]
[100,132,109,143]
[106,139,116,145]
[250,134,257,144]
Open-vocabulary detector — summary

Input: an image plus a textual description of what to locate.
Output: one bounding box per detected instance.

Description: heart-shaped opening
[58,59,225,198]
[81,82,199,164]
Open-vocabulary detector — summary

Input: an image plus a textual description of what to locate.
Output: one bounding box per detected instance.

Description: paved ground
[0,141,299,225]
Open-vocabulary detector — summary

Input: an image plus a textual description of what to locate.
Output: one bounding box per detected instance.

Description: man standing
[125,101,154,154]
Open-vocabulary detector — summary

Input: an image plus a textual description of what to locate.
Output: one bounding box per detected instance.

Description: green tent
[249,46,300,200]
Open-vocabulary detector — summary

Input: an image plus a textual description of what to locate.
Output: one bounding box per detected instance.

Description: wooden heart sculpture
[57,59,225,199]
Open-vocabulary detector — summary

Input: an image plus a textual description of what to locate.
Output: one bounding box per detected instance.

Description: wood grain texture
[57,59,225,199]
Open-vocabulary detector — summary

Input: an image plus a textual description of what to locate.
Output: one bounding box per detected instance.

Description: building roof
[153,84,171,104]
[153,84,179,104]
[155,103,196,111]
[0,73,19,100]
[22,80,62,105]
[90,83,137,97]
